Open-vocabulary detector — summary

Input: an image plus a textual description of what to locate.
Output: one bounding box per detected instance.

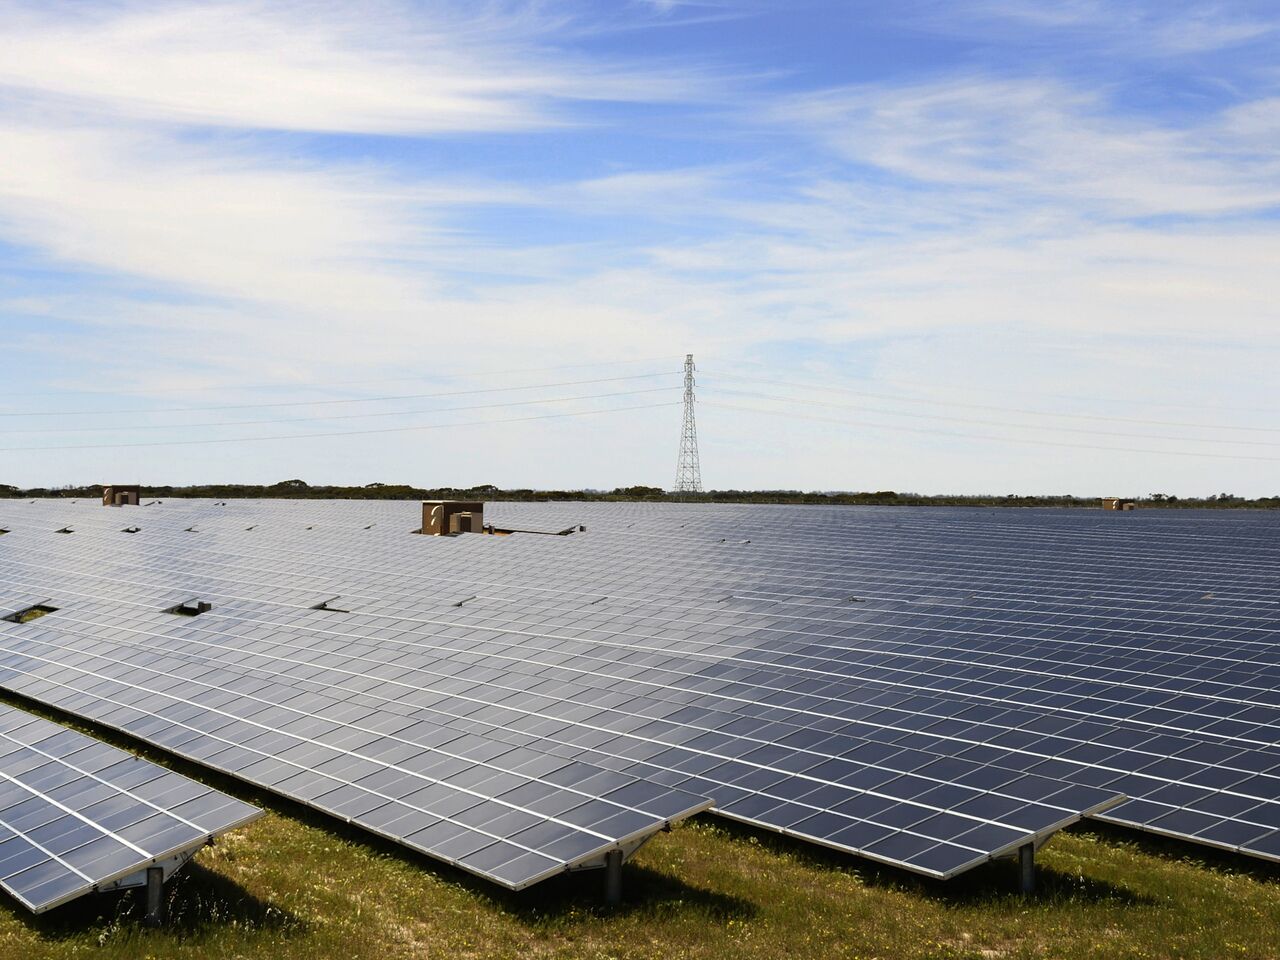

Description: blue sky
[1,1,1278,495]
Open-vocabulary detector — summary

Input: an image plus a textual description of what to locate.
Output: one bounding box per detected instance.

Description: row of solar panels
[0,506,723,898]
[0,699,260,913]
[2,498,1277,902]
[0,590,1109,882]
[0,499,1214,890]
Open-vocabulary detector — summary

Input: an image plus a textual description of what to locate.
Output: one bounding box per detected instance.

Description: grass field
[4,767,1280,960]
[2,692,1278,960]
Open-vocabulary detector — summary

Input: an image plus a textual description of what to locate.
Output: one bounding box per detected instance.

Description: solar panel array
[2,498,1278,889]
[0,701,261,912]
[0,507,717,891]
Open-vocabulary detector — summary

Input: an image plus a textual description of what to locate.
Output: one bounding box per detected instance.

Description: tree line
[2,480,1277,508]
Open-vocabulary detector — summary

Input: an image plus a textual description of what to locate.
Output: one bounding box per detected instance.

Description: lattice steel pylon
[673,353,703,495]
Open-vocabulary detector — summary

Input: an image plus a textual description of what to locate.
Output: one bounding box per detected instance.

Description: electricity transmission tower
[673,354,703,495]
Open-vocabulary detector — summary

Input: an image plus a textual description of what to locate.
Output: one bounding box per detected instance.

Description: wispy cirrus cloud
[2,0,1280,494]
[776,77,1280,219]
[911,0,1277,55]
[0,0,729,387]
[0,1,708,134]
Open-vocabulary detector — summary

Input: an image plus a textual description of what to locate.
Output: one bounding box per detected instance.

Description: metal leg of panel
[1019,843,1035,896]
[144,866,165,927]
[604,850,623,906]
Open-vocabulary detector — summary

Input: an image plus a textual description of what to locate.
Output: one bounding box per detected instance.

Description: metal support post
[603,849,623,906]
[144,866,165,926]
[1018,843,1035,895]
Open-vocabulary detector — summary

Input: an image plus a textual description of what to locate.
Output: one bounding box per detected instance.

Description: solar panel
[4,498,1278,886]
[0,700,261,913]
[0,595,1119,879]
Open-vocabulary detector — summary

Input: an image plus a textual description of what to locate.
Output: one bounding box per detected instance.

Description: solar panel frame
[0,604,715,889]
[7,497,1279,881]
[0,701,262,913]
[0,515,1124,881]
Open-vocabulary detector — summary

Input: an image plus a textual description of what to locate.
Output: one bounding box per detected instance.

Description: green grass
[4,799,1280,960]
[3,606,57,624]
[2,694,1278,960]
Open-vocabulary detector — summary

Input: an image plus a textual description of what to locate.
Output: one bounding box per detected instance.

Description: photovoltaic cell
[7,498,1275,883]
[0,701,261,913]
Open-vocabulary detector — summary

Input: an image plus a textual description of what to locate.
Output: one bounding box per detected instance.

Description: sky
[1,0,1278,496]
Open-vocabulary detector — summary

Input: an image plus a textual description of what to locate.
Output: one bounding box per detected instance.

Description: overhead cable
[0,372,680,419]
[2,401,679,452]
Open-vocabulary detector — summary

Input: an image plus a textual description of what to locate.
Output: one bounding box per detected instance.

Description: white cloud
[0,124,429,309]
[0,1,722,389]
[0,1,704,135]
[918,0,1277,55]
[779,78,1280,217]
[2,1,1279,494]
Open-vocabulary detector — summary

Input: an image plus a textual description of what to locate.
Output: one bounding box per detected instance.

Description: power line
[705,386,1280,448]
[0,386,679,436]
[0,402,679,453]
[0,372,680,419]
[712,372,1280,435]
[703,401,1280,464]
[714,358,1276,417]
[867,375,1277,417]
[0,355,686,400]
